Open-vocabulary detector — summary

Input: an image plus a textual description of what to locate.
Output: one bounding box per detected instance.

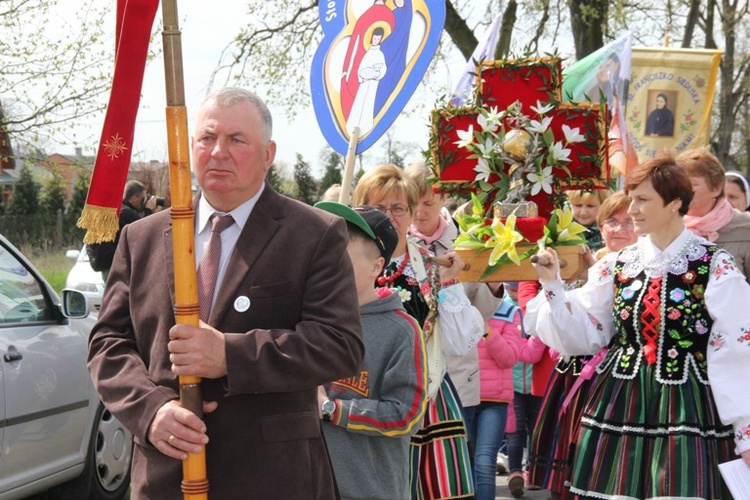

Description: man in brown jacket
[88,87,364,499]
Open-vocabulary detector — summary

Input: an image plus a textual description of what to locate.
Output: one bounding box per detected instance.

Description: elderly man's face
[191,100,276,212]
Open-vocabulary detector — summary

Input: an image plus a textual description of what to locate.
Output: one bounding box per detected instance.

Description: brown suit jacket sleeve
[88,188,364,447]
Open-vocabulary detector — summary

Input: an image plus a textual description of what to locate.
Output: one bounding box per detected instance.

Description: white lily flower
[474,157,492,183]
[551,141,572,163]
[484,106,502,124]
[477,112,500,133]
[527,166,554,196]
[527,116,552,134]
[454,125,474,149]
[475,136,495,156]
[530,100,555,115]
[562,124,585,144]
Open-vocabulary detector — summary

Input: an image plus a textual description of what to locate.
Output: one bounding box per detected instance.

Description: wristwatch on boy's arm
[321,399,336,421]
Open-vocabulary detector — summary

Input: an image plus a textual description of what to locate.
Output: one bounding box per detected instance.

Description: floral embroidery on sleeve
[709,331,726,351]
[736,422,750,444]
[737,326,750,347]
[438,285,471,313]
[712,255,737,280]
[587,313,603,332]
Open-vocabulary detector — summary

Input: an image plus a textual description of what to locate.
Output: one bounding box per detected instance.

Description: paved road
[27,472,548,499]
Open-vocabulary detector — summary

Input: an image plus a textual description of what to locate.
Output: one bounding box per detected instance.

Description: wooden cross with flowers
[427,56,610,280]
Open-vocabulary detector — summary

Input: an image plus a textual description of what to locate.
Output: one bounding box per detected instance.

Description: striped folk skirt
[410,376,474,499]
[528,357,592,499]
[569,362,735,499]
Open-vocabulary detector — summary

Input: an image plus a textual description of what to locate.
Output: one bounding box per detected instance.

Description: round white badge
[234,296,251,313]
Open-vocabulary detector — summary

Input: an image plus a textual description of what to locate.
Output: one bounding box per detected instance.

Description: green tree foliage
[70,171,90,216]
[293,153,319,205]
[266,163,284,193]
[40,170,66,214]
[7,165,40,215]
[318,149,343,198]
[218,1,749,170]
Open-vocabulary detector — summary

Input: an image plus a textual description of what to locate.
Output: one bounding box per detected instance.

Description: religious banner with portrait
[311,0,445,155]
[626,47,723,164]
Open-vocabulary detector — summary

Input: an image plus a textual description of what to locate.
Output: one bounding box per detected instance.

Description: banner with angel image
[311,0,445,155]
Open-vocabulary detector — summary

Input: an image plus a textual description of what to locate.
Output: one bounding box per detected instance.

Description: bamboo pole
[161,2,209,498]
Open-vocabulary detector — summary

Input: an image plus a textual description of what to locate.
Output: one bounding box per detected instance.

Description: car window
[0,246,54,323]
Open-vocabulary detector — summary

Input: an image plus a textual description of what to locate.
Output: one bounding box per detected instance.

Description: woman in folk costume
[404,161,502,435]
[526,153,750,499]
[352,163,484,499]
[526,192,638,499]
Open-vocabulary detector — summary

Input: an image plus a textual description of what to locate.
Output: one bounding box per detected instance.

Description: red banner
[77,0,159,243]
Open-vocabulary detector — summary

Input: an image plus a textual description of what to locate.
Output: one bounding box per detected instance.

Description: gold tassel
[77,204,120,244]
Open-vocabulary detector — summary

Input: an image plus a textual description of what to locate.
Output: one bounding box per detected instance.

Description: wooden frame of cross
[429,56,610,219]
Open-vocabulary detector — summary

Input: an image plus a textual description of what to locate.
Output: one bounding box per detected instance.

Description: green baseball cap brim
[314,201,376,240]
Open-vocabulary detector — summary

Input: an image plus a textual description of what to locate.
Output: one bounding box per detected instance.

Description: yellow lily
[485,214,524,265]
[553,208,587,242]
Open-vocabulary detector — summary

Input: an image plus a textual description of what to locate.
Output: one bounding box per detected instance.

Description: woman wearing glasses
[526,153,750,499]
[528,191,637,500]
[594,191,637,260]
[353,163,486,500]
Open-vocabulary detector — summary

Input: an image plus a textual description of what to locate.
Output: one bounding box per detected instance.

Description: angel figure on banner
[312,0,444,155]
[340,0,394,120]
[346,27,388,136]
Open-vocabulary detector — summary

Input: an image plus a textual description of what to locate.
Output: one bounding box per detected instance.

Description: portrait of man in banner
[645,90,676,137]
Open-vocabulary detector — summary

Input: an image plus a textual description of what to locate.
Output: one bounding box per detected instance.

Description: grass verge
[21,246,75,295]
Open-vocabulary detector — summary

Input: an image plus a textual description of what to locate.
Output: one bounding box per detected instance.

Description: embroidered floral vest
[598,238,722,385]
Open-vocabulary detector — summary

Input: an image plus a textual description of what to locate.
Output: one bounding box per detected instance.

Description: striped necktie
[197,214,235,322]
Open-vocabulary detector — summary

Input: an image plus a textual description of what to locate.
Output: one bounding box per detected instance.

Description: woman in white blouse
[526,153,750,499]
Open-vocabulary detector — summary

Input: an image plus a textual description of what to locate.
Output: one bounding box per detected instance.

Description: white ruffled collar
[620,229,708,278]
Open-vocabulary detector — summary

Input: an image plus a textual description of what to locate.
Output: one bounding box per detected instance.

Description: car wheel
[51,403,133,499]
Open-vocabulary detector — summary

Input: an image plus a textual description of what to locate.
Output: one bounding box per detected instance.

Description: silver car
[65,246,105,314]
[0,235,131,499]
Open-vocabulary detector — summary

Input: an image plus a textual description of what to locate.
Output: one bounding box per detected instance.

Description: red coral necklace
[377,253,408,287]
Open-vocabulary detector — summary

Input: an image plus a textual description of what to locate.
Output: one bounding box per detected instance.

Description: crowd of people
[87,87,750,500]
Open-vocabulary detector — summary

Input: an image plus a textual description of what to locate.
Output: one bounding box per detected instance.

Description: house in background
[44,148,95,200]
[1,147,169,210]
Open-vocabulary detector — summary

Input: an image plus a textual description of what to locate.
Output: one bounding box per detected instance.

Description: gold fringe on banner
[78,204,120,244]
